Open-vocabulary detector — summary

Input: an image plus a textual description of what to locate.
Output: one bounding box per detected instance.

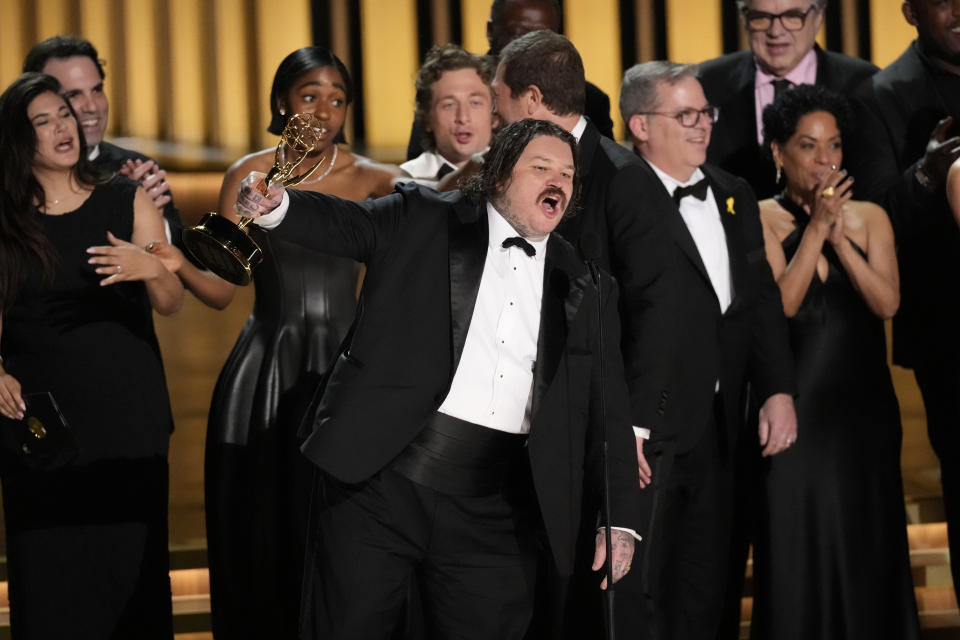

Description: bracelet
[915,163,936,191]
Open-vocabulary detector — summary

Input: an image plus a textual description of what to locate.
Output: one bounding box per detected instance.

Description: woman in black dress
[0,73,184,639]
[204,47,399,639]
[751,84,919,639]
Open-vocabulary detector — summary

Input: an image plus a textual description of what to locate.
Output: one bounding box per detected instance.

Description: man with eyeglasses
[492,29,677,639]
[698,0,877,200]
[619,61,796,640]
[850,0,960,607]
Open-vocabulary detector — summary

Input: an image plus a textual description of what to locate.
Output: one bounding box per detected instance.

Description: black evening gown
[0,179,174,639]
[750,196,920,640]
[204,223,359,639]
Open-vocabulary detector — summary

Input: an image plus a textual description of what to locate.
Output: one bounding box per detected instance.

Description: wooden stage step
[0,522,951,637]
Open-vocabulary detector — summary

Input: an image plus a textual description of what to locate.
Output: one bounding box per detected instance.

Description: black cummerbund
[390,412,527,496]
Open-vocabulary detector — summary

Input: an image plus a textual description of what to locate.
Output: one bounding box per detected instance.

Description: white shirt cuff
[633,426,650,439]
[603,526,642,543]
[252,190,290,230]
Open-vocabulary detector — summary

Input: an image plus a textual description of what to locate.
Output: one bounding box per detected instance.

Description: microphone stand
[585,258,616,640]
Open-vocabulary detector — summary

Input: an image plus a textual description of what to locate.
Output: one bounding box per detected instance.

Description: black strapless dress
[204,223,359,638]
[750,196,919,639]
[0,179,174,639]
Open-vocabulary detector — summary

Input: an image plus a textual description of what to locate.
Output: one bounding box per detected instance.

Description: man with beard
[235,118,642,639]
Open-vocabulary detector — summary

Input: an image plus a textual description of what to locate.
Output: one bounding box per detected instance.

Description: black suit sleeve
[605,164,676,435]
[587,275,644,533]
[738,182,795,402]
[270,187,408,262]
[848,86,944,241]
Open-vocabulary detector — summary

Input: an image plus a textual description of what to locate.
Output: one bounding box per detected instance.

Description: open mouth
[454,132,473,144]
[539,190,565,215]
[55,138,74,152]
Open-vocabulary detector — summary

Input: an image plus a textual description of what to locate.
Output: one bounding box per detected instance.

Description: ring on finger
[116,265,122,274]
[822,186,836,198]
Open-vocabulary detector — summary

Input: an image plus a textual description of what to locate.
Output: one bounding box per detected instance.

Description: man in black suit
[236,118,642,639]
[619,61,796,640]
[699,0,877,200]
[405,0,614,160]
[23,36,233,309]
[493,28,673,483]
[851,0,960,602]
[492,33,675,636]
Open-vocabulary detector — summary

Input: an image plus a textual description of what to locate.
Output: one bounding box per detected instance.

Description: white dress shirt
[397,149,460,188]
[648,164,732,313]
[438,204,547,433]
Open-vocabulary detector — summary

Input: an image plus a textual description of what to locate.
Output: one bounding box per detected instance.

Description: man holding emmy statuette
[231,118,642,639]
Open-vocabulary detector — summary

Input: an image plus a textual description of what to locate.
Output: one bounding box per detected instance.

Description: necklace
[302,145,338,185]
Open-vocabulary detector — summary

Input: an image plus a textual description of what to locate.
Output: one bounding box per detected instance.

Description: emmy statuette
[182,113,328,285]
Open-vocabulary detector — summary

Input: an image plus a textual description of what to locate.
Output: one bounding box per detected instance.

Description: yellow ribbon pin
[726,197,736,215]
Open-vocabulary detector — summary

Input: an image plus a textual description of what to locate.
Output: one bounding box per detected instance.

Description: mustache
[538,187,567,210]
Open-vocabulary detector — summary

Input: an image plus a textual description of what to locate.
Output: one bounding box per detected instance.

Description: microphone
[581,233,616,640]
[580,233,602,286]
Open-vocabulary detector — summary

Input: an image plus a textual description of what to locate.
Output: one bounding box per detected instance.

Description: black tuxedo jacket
[850,41,960,368]
[270,183,642,576]
[632,157,794,453]
[557,120,674,434]
[699,46,878,200]
[405,80,614,160]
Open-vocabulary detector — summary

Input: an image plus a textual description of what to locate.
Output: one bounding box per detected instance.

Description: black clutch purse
[15,392,79,470]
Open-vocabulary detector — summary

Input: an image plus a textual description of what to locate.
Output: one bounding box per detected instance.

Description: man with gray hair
[698,0,877,199]
[618,60,796,640]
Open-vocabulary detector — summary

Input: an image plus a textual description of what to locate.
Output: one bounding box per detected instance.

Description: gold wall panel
[360,0,418,155]
[121,0,161,139]
[565,0,623,139]
[666,0,722,63]
[0,1,31,90]
[168,0,206,145]
[212,0,254,153]
[461,0,491,55]
[870,0,915,68]
[34,0,75,43]
[252,0,312,149]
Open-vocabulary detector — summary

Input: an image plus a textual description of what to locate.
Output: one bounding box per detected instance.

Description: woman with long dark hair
[204,47,399,638]
[0,72,183,638]
[750,84,919,639]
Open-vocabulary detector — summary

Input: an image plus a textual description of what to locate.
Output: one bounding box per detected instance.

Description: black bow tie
[673,178,710,205]
[436,163,455,180]
[502,236,536,257]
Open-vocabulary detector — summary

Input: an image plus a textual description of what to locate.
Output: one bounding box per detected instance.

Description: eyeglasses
[639,106,719,128]
[742,5,817,32]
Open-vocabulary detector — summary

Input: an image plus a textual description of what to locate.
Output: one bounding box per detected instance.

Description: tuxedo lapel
[530,237,583,419]
[636,156,714,288]
[704,167,747,313]
[448,201,488,371]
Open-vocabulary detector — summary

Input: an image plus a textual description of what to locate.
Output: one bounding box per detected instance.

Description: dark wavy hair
[0,73,99,311]
[462,118,581,216]
[268,47,352,145]
[414,44,495,151]
[761,83,852,156]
